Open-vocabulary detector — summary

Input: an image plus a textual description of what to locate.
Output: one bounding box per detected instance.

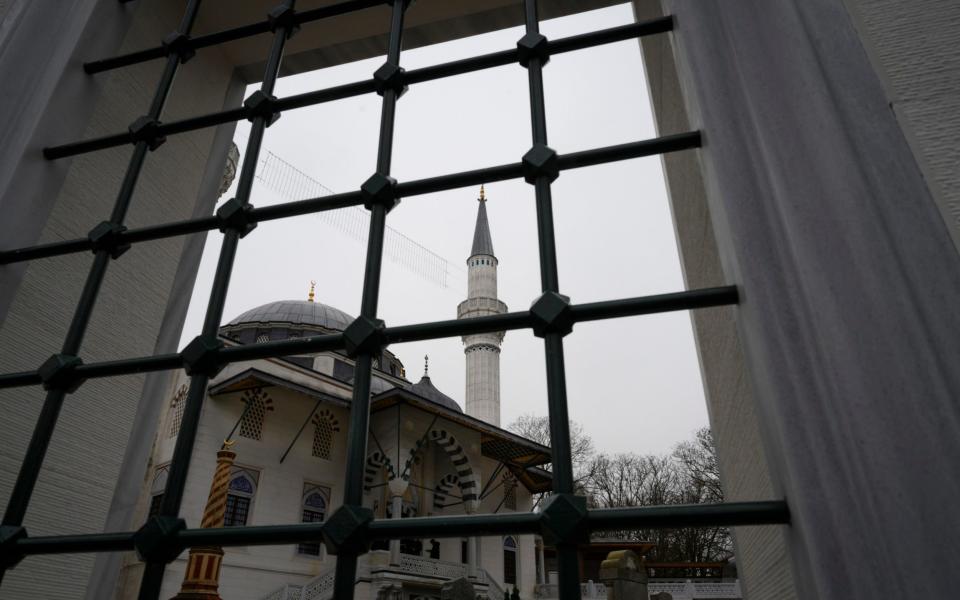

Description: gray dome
[225,300,354,332]
[406,375,462,413]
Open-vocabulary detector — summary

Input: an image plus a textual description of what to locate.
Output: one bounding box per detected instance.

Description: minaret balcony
[457,297,508,320]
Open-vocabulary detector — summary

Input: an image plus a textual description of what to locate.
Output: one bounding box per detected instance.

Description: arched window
[224,466,259,527]
[239,388,273,440]
[148,464,169,518]
[168,384,187,438]
[503,536,518,585]
[298,484,329,556]
[311,410,340,459]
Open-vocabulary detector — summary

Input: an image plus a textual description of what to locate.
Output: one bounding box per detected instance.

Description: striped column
[171,446,236,600]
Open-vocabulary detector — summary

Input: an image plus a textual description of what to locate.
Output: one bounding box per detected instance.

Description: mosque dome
[224,300,354,332]
[406,373,462,413]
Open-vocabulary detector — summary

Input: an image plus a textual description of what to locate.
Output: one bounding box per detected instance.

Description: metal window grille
[168,384,187,438]
[0,1,790,599]
[503,536,518,585]
[299,485,329,557]
[223,467,259,527]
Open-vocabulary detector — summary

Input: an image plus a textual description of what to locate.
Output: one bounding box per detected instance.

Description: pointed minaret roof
[470,185,495,257]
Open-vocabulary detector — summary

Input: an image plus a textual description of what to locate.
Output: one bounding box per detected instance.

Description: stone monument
[599,549,648,600]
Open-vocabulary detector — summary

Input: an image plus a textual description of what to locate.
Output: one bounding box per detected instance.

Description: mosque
[116,187,550,600]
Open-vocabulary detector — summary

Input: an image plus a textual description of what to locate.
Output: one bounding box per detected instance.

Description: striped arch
[425,429,478,504]
[433,473,460,509]
[363,450,396,492]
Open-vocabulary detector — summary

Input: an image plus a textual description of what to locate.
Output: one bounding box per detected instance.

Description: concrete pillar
[387,479,408,566]
[536,539,547,585]
[463,502,479,578]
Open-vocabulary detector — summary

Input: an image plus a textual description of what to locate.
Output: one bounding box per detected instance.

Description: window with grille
[297,484,329,557]
[0,2,791,599]
[147,464,169,520]
[238,388,272,440]
[223,467,259,527]
[503,473,518,511]
[311,410,340,459]
[503,536,518,586]
[167,385,187,438]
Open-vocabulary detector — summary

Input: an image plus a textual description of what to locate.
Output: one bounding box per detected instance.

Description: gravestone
[599,549,648,600]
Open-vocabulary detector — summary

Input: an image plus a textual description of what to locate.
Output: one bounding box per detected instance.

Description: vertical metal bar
[0,0,204,588]
[135,2,297,598]
[333,1,408,598]
[521,0,580,598]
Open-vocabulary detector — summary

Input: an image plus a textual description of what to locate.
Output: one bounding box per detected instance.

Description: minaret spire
[458,185,507,426]
[471,186,495,257]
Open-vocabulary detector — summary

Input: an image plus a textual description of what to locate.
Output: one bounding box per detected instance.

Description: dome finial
[479,184,486,202]
[424,354,429,377]
[308,280,316,302]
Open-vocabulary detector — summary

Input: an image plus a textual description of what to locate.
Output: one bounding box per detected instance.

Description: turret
[457,185,507,425]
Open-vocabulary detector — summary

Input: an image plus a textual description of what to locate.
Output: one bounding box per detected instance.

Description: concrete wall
[637,0,960,599]
[631,2,796,598]
[844,0,960,256]
[0,1,239,598]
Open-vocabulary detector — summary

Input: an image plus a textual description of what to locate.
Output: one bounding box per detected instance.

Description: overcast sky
[181,4,709,456]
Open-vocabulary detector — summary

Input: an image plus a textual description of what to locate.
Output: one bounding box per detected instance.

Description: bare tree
[582,427,731,564]
[507,413,596,494]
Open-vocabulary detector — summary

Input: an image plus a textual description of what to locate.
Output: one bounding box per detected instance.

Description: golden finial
[222,439,236,450]
[308,280,316,302]
[479,184,486,202]
[424,354,429,377]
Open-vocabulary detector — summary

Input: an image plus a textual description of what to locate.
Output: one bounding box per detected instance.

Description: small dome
[406,375,462,413]
[225,300,354,332]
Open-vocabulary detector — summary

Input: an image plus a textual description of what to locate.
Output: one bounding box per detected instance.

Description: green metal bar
[9,501,790,555]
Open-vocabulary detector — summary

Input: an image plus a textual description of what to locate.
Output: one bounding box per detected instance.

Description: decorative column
[464,501,479,579]
[171,443,236,600]
[536,538,547,585]
[387,479,408,566]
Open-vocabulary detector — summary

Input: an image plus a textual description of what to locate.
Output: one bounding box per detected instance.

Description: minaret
[458,185,507,426]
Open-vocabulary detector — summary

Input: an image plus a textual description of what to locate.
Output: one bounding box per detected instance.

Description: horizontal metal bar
[7,131,700,266]
[73,353,183,379]
[218,333,343,362]
[11,500,786,556]
[46,18,675,160]
[0,286,735,391]
[85,0,386,74]
[385,311,534,344]
[570,286,738,323]
[17,531,135,555]
[587,501,791,530]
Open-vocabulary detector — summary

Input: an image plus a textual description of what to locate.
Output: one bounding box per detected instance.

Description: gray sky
[182,4,709,456]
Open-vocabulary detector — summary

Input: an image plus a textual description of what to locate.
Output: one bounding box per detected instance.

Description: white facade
[115,293,546,600]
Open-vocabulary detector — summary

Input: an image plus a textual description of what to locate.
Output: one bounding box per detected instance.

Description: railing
[648,579,742,599]
[398,554,471,579]
[479,568,505,600]
[300,568,336,600]
[534,583,605,599]
[535,580,743,600]
[260,583,304,600]
[259,568,334,600]
[456,297,509,318]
